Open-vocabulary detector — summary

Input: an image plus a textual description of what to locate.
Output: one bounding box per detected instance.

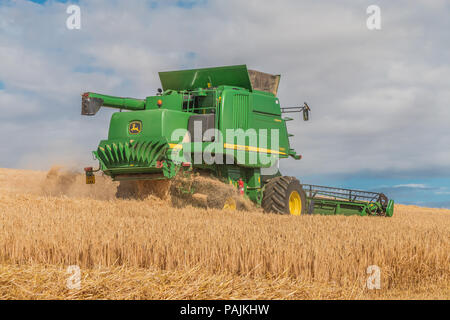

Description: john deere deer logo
[129,121,142,134]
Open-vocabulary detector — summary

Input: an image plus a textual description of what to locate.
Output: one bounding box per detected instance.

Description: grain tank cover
[159,65,280,95]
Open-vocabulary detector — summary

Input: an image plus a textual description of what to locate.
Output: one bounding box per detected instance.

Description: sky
[0,0,449,208]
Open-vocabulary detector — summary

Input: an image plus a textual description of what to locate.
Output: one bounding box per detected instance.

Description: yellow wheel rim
[289,191,302,216]
[223,197,237,211]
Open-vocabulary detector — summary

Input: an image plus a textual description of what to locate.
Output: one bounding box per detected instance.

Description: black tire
[262,176,307,215]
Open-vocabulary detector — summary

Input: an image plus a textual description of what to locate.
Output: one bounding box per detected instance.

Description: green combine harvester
[82,65,394,217]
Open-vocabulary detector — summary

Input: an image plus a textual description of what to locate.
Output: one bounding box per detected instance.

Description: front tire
[262,176,307,215]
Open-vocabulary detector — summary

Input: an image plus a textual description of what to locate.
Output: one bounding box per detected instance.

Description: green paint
[87,92,145,110]
[159,65,253,92]
[83,64,393,217]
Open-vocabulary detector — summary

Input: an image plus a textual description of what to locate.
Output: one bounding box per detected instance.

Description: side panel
[145,94,183,111]
[218,88,289,167]
[107,109,190,141]
[252,91,281,115]
[249,92,290,156]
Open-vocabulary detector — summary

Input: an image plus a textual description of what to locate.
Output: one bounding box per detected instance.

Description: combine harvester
[81,65,394,217]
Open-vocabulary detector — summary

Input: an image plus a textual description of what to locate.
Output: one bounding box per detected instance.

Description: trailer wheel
[262,176,306,215]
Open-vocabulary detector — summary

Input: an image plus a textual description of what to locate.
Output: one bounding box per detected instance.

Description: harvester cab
[81,64,394,217]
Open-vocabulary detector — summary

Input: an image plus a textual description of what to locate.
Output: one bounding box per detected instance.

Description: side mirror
[302,102,310,121]
[303,108,309,121]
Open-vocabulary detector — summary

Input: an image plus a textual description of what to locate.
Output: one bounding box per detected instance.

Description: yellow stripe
[223,143,286,155]
[169,143,286,155]
[169,143,183,149]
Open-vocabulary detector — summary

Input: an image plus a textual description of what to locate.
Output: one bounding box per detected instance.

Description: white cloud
[0,91,40,118]
[0,0,449,179]
[393,184,427,189]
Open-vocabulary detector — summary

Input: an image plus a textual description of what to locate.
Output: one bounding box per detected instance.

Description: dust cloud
[0,166,256,211]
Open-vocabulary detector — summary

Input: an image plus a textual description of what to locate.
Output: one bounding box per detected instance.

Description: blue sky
[1,0,450,208]
[25,0,201,7]
[27,0,77,4]
[302,173,450,209]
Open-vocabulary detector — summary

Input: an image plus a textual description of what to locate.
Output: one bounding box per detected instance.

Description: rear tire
[262,176,306,215]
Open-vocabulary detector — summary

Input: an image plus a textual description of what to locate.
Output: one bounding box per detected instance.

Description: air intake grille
[233,94,249,129]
